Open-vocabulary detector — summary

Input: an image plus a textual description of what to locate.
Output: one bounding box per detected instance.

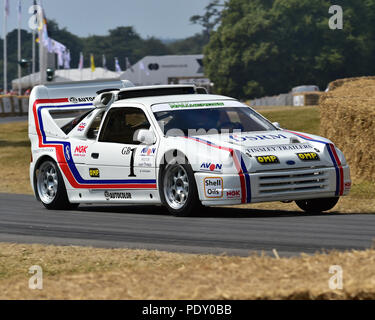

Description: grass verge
[1,243,375,300]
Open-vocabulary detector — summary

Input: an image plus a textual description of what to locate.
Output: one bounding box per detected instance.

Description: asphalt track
[0,193,374,256]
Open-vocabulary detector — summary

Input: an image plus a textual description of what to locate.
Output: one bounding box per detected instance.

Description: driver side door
[84,106,158,196]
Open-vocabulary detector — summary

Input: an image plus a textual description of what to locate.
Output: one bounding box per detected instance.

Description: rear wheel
[295,197,339,213]
[160,160,201,217]
[36,160,79,210]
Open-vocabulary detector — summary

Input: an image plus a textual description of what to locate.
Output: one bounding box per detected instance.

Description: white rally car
[29,80,351,216]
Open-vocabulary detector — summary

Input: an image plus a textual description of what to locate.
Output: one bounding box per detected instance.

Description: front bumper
[195,165,351,206]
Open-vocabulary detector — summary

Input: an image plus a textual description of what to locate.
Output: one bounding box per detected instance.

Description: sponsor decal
[169,102,225,109]
[226,190,241,199]
[65,145,71,161]
[246,143,313,154]
[139,161,152,168]
[344,182,352,190]
[73,145,88,157]
[141,147,156,156]
[121,147,131,155]
[77,122,87,132]
[200,162,223,172]
[33,148,54,154]
[89,168,100,178]
[286,160,296,165]
[204,177,223,198]
[230,134,288,143]
[256,155,279,164]
[104,191,132,200]
[69,97,95,103]
[297,152,320,161]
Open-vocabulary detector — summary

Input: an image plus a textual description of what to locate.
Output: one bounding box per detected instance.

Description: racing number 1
[129,148,137,177]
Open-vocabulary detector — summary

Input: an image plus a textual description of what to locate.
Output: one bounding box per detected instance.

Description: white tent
[12,67,121,90]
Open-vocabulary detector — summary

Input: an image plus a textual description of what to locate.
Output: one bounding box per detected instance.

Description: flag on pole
[78,52,84,69]
[5,0,9,16]
[115,57,122,72]
[64,50,71,69]
[125,57,134,72]
[102,54,107,70]
[17,0,21,22]
[90,54,95,72]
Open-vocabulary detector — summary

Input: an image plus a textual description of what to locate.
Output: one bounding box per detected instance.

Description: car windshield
[153,107,276,136]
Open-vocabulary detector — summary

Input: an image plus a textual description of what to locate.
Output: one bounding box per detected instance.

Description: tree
[190,0,224,40]
[204,0,375,99]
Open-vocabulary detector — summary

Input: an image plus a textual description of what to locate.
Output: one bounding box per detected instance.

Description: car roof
[109,94,238,109]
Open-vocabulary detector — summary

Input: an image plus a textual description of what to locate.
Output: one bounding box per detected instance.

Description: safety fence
[250,93,293,107]
[0,95,29,117]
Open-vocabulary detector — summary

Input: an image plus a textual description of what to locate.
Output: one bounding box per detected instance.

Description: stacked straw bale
[320,76,375,182]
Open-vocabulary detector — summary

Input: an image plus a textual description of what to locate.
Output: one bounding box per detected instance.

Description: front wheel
[36,160,79,210]
[295,197,339,213]
[159,161,201,217]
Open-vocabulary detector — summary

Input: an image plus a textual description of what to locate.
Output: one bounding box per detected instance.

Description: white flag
[78,52,84,70]
[115,57,122,72]
[64,50,71,69]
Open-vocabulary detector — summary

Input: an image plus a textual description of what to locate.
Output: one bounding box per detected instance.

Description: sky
[2,0,212,39]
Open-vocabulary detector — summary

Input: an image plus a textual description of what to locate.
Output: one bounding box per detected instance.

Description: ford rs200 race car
[29,80,351,216]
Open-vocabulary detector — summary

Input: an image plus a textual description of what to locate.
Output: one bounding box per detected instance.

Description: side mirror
[93,92,115,109]
[134,129,156,145]
[272,122,281,129]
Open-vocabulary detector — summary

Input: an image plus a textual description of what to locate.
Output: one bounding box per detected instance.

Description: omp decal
[89,168,100,178]
[183,136,251,203]
[256,155,279,164]
[297,152,320,161]
[284,130,344,196]
[33,98,157,189]
[204,177,223,198]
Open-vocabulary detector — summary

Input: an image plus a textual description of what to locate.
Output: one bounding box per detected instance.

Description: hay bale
[320,77,375,182]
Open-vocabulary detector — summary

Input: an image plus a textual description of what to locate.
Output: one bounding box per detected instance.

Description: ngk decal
[226,190,241,199]
[204,177,223,198]
[73,145,88,157]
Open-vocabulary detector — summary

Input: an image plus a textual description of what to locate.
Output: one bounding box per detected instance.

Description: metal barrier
[0,95,29,117]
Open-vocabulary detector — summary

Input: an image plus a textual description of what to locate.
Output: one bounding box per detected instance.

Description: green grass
[259,106,320,136]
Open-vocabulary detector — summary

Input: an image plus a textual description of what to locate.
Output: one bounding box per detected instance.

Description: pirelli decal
[297,152,320,161]
[256,155,279,164]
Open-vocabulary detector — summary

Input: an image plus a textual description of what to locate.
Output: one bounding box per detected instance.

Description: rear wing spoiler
[28,79,134,137]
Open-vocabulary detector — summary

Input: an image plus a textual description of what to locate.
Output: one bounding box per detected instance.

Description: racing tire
[295,197,339,213]
[35,160,79,210]
[159,159,202,217]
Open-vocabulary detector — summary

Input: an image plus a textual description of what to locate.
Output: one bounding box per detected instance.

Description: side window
[98,107,151,144]
[87,111,105,140]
